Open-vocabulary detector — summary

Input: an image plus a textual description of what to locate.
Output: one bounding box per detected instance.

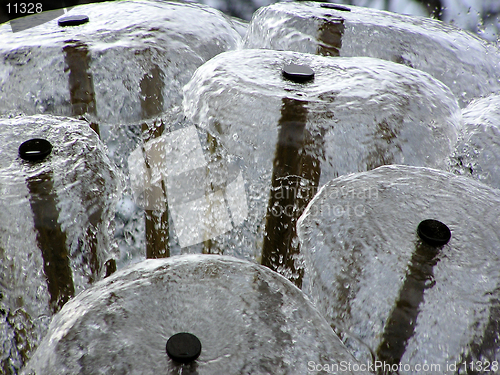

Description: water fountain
[21,255,372,375]
[0,0,242,124]
[0,1,499,374]
[297,165,500,372]
[0,115,122,373]
[183,48,461,286]
[244,2,500,107]
[451,94,500,190]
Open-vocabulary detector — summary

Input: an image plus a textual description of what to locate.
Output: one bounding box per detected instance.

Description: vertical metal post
[63,41,109,279]
[26,169,75,313]
[317,16,345,57]
[19,139,74,313]
[201,131,224,255]
[376,242,441,371]
[261,98,321,288]
[140,63,169,258]
[63,41,100,137]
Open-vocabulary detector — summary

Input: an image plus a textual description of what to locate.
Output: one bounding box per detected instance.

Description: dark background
[0,0,443,25]
[0,0,499,42]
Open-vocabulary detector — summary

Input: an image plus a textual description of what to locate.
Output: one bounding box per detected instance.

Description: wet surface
[183,48,461,284]
[0,0,242,124]
[0,115,122,373]
[297,165,500,372]
[21,255,370,375]
[451,94,500,190]
[244,2,500,107]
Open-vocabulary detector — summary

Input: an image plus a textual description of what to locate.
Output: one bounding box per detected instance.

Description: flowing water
[0,1,499,374]
[451,94,500,190]
[297,165,500,373]
[21,255,372,375]
[183,48,462,287]
[0,116,122,374]
[244,2,500,107]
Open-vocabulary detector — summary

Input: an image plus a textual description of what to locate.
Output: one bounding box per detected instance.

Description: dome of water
[0,0,242,277]
[0,115,122,373]
[297,164,500,372]
[244,2,500,107]
[451,94,500,190]
[21,255,372,375]
[183,48,461,285]
[184,49,461,180]
[1,1,498,373]
[0,0,242,125]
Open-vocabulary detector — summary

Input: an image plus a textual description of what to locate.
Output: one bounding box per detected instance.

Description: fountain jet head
[19,138,52,162]
[58,15,90,27]
[166,332,202,364]
[417,219,451,246]
[282,63,315,83]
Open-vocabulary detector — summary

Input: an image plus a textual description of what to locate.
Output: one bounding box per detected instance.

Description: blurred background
[1,0,500,42]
